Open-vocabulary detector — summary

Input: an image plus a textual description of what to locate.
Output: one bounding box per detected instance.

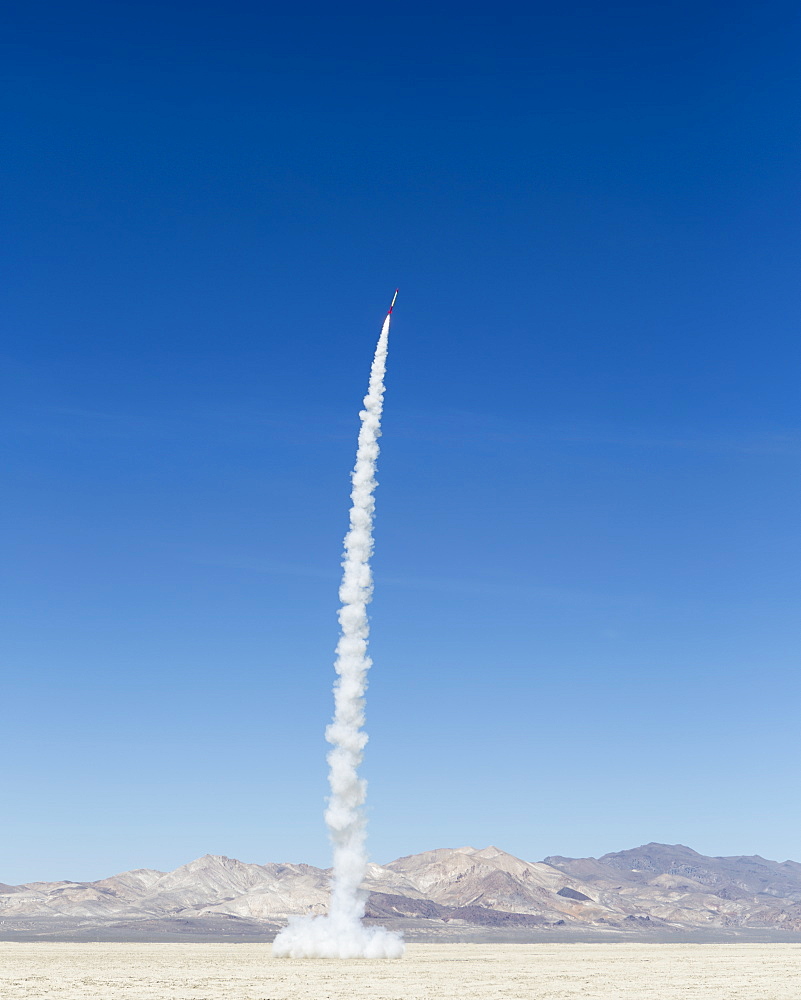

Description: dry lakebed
[1,941,800,999]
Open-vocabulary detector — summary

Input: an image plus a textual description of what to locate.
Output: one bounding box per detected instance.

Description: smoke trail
[273,302,404,959]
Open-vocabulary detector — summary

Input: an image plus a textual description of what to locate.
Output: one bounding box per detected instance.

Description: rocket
[387,289,399,315]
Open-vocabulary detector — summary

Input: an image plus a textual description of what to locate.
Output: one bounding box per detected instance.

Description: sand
[0,941,799,999]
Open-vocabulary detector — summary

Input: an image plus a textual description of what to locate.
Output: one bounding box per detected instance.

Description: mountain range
[3,843,801,941]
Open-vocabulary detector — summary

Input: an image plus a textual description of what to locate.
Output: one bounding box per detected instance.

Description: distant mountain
[2,843,801,941]
[545,843,801,900]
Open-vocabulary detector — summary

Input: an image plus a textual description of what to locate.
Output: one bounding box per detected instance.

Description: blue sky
[2,4,800,883]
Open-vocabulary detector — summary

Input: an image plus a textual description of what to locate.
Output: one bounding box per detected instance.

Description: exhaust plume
[273,299,404,959]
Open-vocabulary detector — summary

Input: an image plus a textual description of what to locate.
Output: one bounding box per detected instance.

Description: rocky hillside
[2,844,800,941]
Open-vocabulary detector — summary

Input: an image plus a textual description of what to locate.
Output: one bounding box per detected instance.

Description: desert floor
[1,941,800,999]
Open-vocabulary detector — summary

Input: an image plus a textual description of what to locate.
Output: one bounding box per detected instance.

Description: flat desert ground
[1,942,800,999]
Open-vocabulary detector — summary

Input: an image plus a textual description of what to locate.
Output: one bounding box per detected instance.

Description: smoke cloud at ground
[273,311,403,959]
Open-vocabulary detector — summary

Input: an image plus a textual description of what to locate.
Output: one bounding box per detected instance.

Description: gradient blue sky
[3,3,800,884]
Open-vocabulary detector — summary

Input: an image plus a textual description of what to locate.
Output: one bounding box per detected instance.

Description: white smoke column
[273,306,404,959]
